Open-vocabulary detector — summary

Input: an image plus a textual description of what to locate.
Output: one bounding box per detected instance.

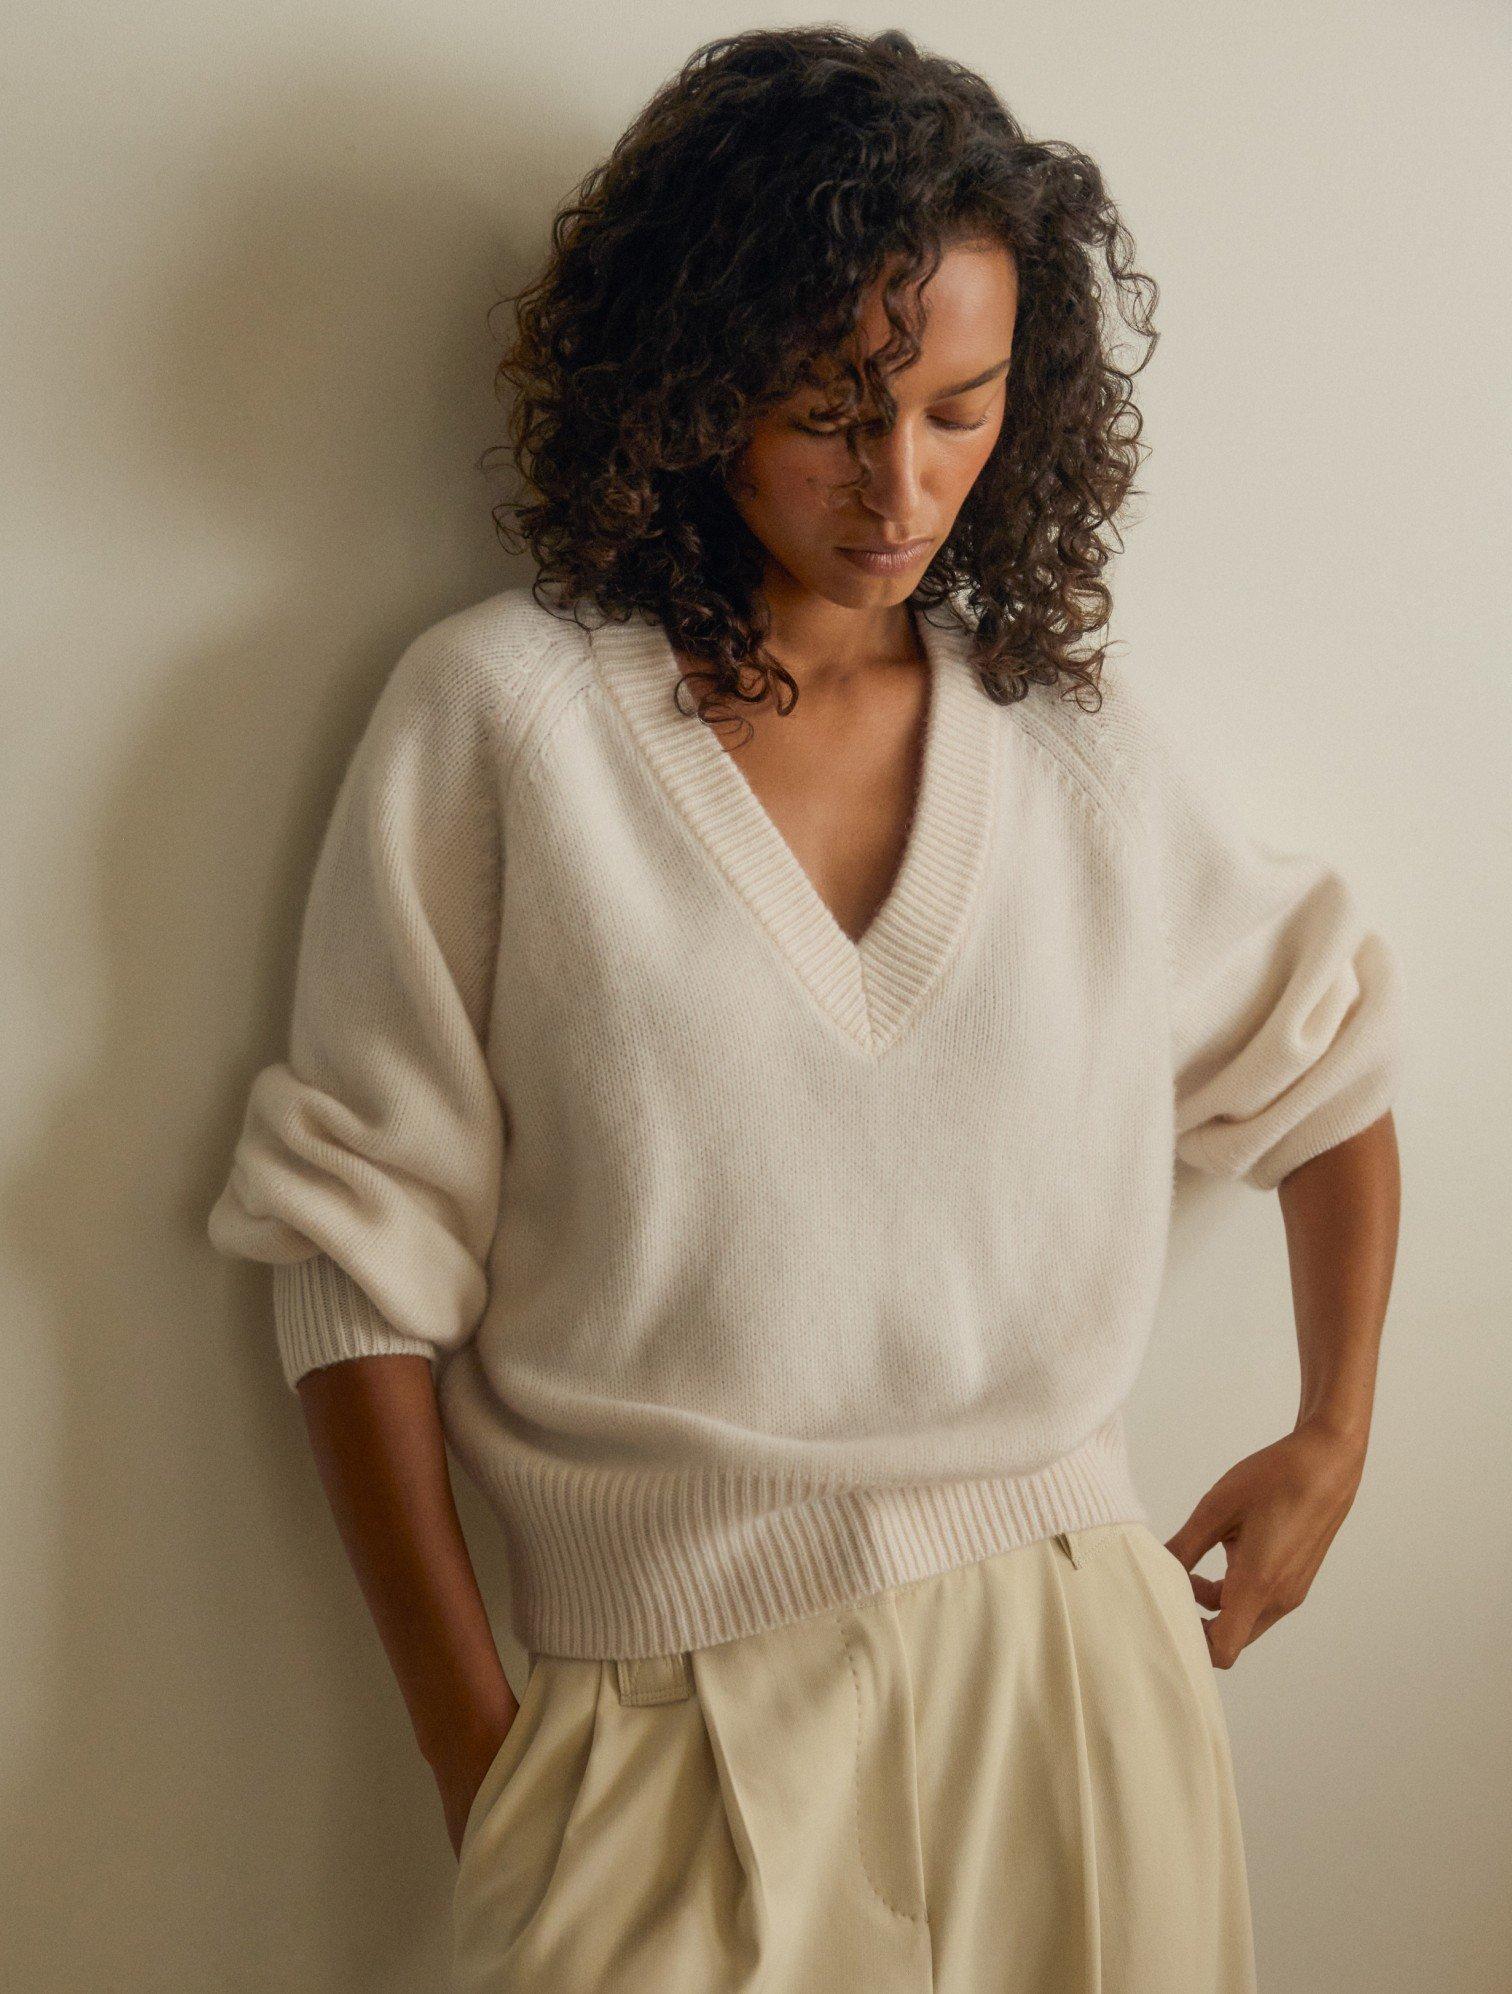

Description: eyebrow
[800,351,1013,417]
[931,353,1013,399]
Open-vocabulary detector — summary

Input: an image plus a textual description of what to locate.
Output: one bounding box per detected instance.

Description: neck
[755,574,923,693]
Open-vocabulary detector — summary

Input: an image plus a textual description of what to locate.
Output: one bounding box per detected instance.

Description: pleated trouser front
[451,1520,1258,1992]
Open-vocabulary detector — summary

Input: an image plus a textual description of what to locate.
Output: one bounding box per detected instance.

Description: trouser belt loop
[615,1650,694,1705]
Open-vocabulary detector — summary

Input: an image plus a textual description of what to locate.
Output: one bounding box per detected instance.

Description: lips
[834,537,934,574]
[839,537,929,553]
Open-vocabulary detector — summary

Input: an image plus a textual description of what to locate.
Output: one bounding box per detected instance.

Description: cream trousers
[452,1520,1258,1991]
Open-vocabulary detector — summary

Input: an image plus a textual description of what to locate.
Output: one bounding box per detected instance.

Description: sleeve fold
[1097,667,1406,1193]
[207,623,506,1389]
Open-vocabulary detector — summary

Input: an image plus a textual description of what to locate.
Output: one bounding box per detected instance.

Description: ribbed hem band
[455,1402,1147,1661]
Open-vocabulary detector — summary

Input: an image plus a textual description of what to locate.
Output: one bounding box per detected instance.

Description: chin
[820,559,915,599]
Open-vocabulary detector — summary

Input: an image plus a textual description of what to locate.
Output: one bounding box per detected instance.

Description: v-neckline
[589,597,999,1059]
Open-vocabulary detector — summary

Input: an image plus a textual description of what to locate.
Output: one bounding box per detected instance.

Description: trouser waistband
[609,1526,1125,1700]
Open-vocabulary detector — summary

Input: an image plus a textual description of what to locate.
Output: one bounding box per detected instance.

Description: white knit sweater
[207,583,1406,1659]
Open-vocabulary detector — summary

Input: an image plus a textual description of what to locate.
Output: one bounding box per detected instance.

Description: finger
[1165,1504,1234,1577]
[1206,1585,1264,1668]
[1189,1570,1223,1610]
[1161,1547,1221,1612]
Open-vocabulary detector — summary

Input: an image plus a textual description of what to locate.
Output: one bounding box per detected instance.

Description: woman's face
[726,236,1018,608]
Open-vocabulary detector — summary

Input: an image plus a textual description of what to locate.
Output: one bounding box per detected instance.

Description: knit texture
[208,583,1406,1659]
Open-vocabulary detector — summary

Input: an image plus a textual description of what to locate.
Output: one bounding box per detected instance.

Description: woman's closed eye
[789,411,992,436]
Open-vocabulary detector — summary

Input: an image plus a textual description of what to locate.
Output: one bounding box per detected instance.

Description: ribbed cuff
[271,1254,440,1392]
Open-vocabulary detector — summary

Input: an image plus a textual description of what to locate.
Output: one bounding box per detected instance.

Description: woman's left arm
[1165,1107,1403,1668]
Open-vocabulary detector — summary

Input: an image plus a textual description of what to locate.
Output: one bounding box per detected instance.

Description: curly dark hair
[481,25,1159,721]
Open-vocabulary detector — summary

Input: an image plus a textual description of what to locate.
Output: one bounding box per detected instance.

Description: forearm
[294,1353,515,1772]
[1274,1109,1402,1449]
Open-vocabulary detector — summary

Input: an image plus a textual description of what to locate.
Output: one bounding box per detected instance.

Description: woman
[208,27,1404,1993]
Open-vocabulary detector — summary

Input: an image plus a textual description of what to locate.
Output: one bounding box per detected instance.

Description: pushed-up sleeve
[1100,668,1406,1193]
[207,623,506,1390]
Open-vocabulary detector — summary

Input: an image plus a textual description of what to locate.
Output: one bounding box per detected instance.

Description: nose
[851,423,924,521]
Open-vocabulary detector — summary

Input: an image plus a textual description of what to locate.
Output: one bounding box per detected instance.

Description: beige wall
[3,3,1506,1988]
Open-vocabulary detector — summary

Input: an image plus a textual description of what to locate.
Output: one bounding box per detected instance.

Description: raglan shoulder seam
[391,585,596,804]
[1007,678,1152,848]
[1006,668,1179,1031]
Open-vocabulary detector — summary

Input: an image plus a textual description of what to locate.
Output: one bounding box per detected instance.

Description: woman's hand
[1164,1417,1369,1668]
[434,1692,520,1859]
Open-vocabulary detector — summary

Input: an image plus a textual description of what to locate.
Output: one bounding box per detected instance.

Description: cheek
[738,440,837,521]
[944,431,1000,505]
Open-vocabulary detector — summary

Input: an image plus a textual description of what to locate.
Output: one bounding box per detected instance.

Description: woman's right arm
[203,624,526,1848]
[295,1351,518,1858]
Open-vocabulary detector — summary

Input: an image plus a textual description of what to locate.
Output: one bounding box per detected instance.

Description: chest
[497,663,1168,1093]
[707,659,932,949]
[493,703,1171,1227]
[511,610,1158,1066]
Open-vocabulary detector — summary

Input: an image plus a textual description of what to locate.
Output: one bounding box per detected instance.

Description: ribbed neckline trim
[588,600,998,1057]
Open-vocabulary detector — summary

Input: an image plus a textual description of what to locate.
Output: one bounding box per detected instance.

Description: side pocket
[1125,1528,1226,1724]
[1144,1531,1210,1613]
[456,1654,548,1865]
